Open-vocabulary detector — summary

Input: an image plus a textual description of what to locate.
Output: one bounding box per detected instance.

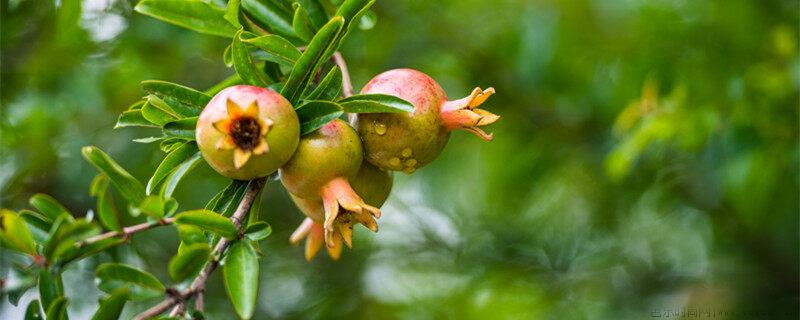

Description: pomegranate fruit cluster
[196,69,498,260]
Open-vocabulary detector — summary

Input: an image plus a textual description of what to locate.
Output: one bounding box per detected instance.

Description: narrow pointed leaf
[281,16,344,104]
[224,0,242,28]
[29,194,72,222]
[330,0,374,51]
[134,0,238,37]
[232,30,270,87]
[95,263,165,300]
[19,209,51,244]
[162,117,198,140]
[141,80,211,108]
[90,175,122,232]
[292,3,317,42]
[241,0,296,41]
[242,34,301,66]
[91,288,129,320]
[297,0,327,29]
[223,241,259,319]
[205,180,249,217]
[116,110,156,128]
[82,146,145,204]
[45,297,68,320]
[339,94,415,113]
[38,270,63,312]
[295,100,343,135]
[168,243,211,282]
[305,66,342,100]
[175,210,237,239]
[141,101,177,126]
[161,152,202,198]
[43,220,100,261]
[147,142,199,194]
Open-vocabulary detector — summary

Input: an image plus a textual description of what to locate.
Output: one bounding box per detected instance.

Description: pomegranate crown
[441,87,500,140]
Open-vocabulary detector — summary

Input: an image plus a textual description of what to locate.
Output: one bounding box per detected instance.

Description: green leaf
[295,100,343,135]
[292,3,317,42]
[59,237,126,267]
[134,0,238,37]
[0,210,37,255]
[134,195,166,218]
[175,210,238,239]
[232,30,270,87]
[162,117,198,140]
[19,209,51,244]
[223,241,259,319]
[281,16,344,104]
[148,142,199,194]
[330,0,374,51]
[339,93,415,113]
[297,0,327,29]
[90,175,122,232]
[82,146,146,204]
[177,224,207,245]
[115,110,156,128]
[91,288,129,320]
[205,180,249,217]
[45,297,68,320]
[96,263,165,301]
[305,66,342,100]
[168,243,211,283]
[141,80,211,108]
[146,95,183,119]
[43,219,100,261]
[161,152,202,198]
[29,193,72,222]
[242,34,301,66]
[140,100,176,127]
[244,221,272,241]
[224,0,242,28]
[241,0,296,41]
[38,270,63,312]
[24,300,43,320]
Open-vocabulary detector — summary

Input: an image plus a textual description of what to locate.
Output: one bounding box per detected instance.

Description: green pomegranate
[288,162,393,260]
[196,85,299,180]
[354,68,499,173]
[280,119,382,255]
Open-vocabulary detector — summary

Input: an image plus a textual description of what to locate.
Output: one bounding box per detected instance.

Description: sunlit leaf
[232,30,270,87]
[244,221,272,241]
[135,0,238,37]
[162,117,198,140]
[224,0,242,28]
[292,3,317,42]
[115,110,157,128]
[0,210,37,255]
[148,142,199,195]
[89,175,122,232]
[29,193,72,222]
[241,0,296,41]
[141,80,211,108]
[242,33,301,66]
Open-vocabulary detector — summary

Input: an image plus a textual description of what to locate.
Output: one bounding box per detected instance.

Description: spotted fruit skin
[354,69,449,173]
[279,119,362,199]
[354,68,498,173]
[196,85,299,180]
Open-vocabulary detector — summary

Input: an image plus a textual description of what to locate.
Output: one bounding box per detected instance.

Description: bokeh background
[2,0,799,318]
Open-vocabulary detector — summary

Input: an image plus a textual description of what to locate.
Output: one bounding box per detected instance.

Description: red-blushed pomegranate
[280,119,381,252]
[353,68,499,173]
[288,162,393,260]
[196,85,299,180]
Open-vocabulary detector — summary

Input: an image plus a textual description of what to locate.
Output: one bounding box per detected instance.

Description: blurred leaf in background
[1,0,797,319]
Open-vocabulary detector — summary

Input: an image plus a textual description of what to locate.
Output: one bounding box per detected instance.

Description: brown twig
[77,218,175,247]
[332,52,354,98]
[133,177,266,320]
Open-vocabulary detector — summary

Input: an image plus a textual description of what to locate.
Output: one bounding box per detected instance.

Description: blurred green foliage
[1,0,798,319]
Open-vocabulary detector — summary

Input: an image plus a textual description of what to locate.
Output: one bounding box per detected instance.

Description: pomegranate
[353,68,498,173]
[280,119,381,253]
[196,85,299,180]
[288,162,392,260]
